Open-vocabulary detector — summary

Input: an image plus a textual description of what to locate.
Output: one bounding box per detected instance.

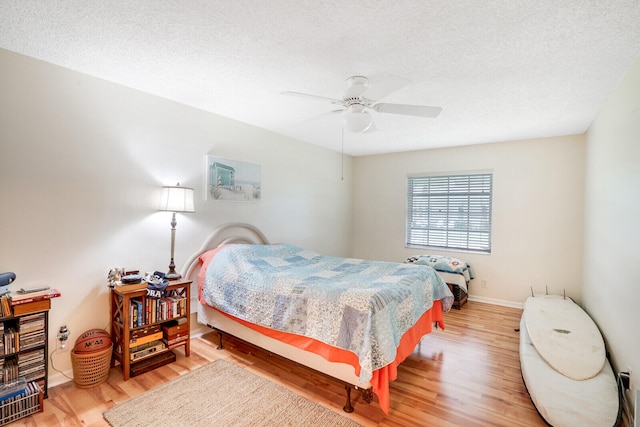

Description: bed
[405,254,474,309]
[181,223,454,414]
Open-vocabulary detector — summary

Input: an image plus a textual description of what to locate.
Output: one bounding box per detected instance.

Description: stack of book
[128,295,186,328]
[17,314,45,352]
[1,359,18,384]
[129,325,162,347]
[1,329,18,357]
[9,288,61,316]
[129,323,176,377]
[16,348,45,383]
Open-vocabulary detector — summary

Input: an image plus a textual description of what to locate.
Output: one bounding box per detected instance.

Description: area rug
[103,359,362,427]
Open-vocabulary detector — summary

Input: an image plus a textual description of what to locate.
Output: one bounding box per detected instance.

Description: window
[406,173,493,253]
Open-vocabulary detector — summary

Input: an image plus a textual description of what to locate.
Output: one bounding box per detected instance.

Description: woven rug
[103,359,362,427]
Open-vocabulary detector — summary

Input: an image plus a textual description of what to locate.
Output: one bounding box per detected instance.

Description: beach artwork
[206,156,261,201]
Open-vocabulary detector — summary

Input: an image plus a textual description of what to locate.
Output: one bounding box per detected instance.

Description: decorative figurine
[107,268,123,288]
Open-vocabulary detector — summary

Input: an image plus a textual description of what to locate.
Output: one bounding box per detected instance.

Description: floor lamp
[158,183,195,280]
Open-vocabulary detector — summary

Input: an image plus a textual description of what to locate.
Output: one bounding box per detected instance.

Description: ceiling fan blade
[281,91,344,105]
[372,103,442,118]
[297,108,344,126]
[362,75,411,101]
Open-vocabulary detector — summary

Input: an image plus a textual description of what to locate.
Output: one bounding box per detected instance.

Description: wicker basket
[71,345,113,388]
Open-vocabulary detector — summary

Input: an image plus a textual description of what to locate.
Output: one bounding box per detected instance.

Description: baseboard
[468,295,523,309]
[48,370,74,388]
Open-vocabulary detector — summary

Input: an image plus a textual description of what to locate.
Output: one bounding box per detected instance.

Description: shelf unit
[0,306,48,424]
[110,280,191,380]
[0,308,49,395]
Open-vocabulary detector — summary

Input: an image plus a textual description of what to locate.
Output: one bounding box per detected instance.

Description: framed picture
[205,156,262,201]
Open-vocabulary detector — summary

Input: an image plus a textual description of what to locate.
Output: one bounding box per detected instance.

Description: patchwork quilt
[201,244,453,383]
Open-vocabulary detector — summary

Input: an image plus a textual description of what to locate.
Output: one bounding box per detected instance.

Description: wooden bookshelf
[110,280,191,380]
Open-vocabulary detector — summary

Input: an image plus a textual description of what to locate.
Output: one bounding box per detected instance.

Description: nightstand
[109,280,191,380]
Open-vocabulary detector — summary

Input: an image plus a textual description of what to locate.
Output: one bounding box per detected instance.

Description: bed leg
[216,331,224,350]
[362,387,374,404]
[343,386,354,413]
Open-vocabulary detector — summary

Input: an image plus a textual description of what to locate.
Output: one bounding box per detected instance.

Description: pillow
[406,254,467,274]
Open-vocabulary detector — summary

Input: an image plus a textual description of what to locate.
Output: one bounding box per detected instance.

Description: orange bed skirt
[197,248,445,414]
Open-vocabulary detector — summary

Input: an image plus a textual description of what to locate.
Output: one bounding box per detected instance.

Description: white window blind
[406,173,493,253]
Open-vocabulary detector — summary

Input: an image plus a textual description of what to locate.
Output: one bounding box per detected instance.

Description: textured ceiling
[1,1,640,156]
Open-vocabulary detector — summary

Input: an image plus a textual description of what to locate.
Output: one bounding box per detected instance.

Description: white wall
[0,48,352,379]
[583,55,640,404]
[351,135,586,306]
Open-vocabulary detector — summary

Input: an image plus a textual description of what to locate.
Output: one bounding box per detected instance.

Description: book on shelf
[0,377,28,402]
[0,296,11,318]
[129,331,163,347]
[130,324,162,339]
[130,340,166,361]
[115,282,148,292]
[12,287,52,298]
[9,288,61,306]
[128,295,187,328]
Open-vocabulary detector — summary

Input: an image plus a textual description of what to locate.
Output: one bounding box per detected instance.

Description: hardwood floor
[21,301,548,426]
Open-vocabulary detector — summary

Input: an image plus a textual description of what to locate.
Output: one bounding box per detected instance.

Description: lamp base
[165,272,182,281]
[166,256,181,281]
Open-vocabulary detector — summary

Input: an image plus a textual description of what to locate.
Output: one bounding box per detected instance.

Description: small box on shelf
[129,351,176,377]
[162,318,188,337]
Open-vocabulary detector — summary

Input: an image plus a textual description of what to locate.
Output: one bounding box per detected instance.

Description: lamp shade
[158,184,195,213]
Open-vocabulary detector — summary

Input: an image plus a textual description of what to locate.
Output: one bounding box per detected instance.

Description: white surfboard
[524,295,605,380]
[519,316,619,427]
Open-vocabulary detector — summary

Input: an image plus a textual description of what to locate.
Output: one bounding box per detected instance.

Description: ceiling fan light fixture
[282,75,442,134]
[343,105,373,133]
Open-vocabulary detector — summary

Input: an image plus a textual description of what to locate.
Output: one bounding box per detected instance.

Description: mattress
[436,271,470,293]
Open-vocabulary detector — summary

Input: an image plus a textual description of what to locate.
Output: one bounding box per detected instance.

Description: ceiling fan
[281,75,442,133]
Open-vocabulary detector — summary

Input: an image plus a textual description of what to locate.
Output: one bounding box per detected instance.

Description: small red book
[10,288,61,306]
